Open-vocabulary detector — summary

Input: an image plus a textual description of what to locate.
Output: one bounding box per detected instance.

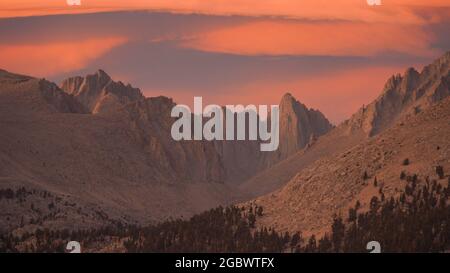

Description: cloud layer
[183,20,436,57]
[0,4,449,123]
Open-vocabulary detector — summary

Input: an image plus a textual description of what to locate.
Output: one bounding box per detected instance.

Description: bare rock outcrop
[345,51,450,136]
[0,68,335,231]
[123,96,226,184]
[276,93,333,160]
[246,51,450,237]
[61,70,143,114]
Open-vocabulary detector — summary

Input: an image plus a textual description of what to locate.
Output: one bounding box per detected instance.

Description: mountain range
[0,51,449,239]
[245,51,450,236]
[0,66,332,232]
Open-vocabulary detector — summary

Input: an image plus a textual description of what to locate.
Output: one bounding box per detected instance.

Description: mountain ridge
[61,70,144,115]
[244,51,450,236]
[344,51,450,136]
[240,51,450,198]
[0,67,332,232]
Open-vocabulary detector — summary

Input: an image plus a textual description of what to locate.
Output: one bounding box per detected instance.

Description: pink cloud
[0,37,127,77]
[182,20,437,57]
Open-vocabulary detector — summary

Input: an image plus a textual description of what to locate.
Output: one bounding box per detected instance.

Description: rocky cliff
[345,51,450,136]
[61,70,143,114]
[245,51,450,236]
[273,93,333,162]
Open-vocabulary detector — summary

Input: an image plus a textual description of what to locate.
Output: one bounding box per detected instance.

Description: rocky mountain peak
[419,51,449,81]
[61,70,143,114]
[270,93,333,163]
[430,51,450,72]
[382,74,402,93]
[280,92,295,105]
[37,79,87,114]
[95,69,111,82]
[345,51,450,137]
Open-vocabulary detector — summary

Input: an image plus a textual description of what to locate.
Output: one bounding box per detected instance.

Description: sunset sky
[1,1,449,123]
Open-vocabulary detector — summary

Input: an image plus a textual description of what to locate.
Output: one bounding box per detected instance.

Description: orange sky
[1,0,449,21]
[0,37,126,76]
[0,1,449,123]
[156,64,416,124]
[183,20,437,57]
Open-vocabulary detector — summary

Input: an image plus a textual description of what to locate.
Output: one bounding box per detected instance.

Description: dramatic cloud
[0,8,448,122]
[1,0,449,24]
[0,37,126,76]
[182,20,437,57]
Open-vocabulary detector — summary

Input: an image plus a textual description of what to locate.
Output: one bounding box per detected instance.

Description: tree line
[1,170,449,253]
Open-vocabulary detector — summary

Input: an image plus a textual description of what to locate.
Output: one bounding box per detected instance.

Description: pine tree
[363,171,369,180]
[400,171,406,180]
[331,216,345,252]
[436,166,444,179]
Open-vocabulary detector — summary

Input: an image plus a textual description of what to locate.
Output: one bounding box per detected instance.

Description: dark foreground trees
[1,173,448,253]
[316,177,449,253]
